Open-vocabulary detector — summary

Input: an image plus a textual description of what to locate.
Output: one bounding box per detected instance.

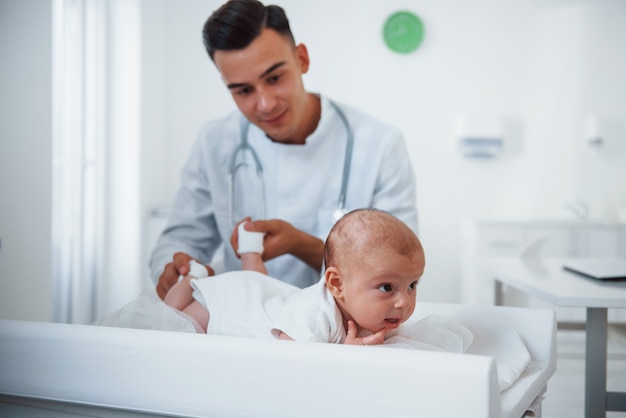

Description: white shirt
[189,271,343,342]
[271,278,345,343]
[150,95,418,288]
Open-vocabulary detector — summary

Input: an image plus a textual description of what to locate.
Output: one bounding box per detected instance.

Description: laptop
[563,258,626,281]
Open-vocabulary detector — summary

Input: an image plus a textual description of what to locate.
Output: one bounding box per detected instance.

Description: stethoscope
[228,100,354,229]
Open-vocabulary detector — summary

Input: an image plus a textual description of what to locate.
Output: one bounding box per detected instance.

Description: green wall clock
[383,11,425,54]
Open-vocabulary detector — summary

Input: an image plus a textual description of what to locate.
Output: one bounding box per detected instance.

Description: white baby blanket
[465,325,532,391]
[385,315,474,352]
[95,291,200,333]
[386,315,530,391]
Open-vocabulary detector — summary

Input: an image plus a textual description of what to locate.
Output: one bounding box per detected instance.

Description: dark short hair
[202,0,295,60]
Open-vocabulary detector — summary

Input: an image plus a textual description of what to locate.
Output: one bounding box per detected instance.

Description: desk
[485,257,626,418]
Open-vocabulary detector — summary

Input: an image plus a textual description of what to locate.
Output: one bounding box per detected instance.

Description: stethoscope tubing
[228,100,353,228]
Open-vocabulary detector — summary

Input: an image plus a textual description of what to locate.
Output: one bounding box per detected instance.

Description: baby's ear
[324,267,343,299]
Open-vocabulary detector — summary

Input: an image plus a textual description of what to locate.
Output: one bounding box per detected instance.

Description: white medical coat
[150,95,418,288]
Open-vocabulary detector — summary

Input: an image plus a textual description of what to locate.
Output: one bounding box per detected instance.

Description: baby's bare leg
[164,260,209,310]
[163,276,194,310]
[238,222,267,274]
[183,301,209,333]
[241,252,267,274]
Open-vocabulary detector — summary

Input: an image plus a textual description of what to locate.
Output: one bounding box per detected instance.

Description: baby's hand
[344,320,388,346]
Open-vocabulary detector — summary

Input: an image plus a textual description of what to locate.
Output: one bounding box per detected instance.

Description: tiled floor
[542,324,626,417]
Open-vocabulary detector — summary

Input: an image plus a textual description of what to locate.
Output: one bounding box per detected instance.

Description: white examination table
[0,302,555,418]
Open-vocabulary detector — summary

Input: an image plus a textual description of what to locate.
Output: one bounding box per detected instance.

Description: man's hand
[344,320,388,346]
[156,252,214,300]
[230,218,324,272]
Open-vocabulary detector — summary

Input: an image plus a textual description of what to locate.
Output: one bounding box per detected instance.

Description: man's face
[213,29,311,144]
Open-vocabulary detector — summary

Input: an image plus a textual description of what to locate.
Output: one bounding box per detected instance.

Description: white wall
[141,0,626,302]
[0,0,53,321]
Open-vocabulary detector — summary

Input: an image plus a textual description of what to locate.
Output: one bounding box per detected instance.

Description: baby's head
[323,209,425,335]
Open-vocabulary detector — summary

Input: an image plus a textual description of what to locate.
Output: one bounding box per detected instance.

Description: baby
[164,208,425,345]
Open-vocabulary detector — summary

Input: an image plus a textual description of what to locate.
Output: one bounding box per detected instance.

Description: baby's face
[336,247,424,334]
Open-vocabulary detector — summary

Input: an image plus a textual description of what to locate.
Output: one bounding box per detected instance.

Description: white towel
[94,291,200,333]
[465,327,531,391]
[385,315,530,391]
[385,315,474,353]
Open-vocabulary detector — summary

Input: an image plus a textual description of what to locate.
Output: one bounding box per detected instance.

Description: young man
[150,0,418,299]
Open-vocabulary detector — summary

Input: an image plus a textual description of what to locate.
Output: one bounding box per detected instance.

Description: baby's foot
[178,259,209,282]
[188,260,209,278]
[237,222,265,255]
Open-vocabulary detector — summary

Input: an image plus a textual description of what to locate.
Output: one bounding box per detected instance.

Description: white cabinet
[460,220,626,323]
